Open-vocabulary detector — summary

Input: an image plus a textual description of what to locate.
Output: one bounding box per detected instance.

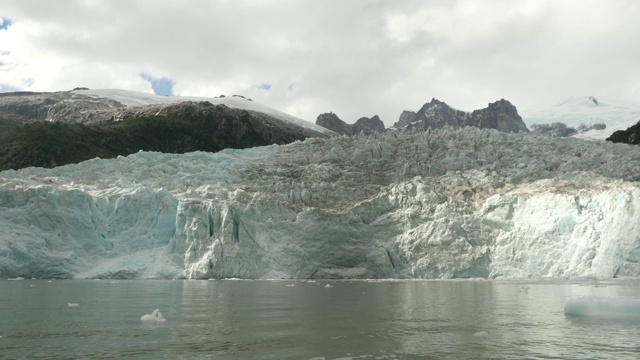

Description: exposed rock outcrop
[0,90,333,171]
[607,121,640,145]
[0,91,124,123]
[394,98,529,133]
[316,113,385,136]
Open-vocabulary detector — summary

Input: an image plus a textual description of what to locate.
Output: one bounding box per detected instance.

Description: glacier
[1,127,640,279]
[522,96,640,140]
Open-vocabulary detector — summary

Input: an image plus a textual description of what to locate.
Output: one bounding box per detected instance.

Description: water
[1,279,640,359]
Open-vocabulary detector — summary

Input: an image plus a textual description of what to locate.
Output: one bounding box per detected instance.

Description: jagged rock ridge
[394,98,529,133]
[316,112,385,136]
[316,98,529,136]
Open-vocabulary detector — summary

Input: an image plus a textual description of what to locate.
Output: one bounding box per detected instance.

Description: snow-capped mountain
[0,89,335,171]
[521,96,640,140]
[1,127,639,280]
[73,89,333,135]
[0,88,332,135]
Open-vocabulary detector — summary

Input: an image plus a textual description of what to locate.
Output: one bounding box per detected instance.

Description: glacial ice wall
[1,127,640,279]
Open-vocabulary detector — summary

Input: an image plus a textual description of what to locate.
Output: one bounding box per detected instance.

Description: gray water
[1,279,640,359]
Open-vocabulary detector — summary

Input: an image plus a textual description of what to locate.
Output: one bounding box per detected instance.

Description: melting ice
[1,127,640,280]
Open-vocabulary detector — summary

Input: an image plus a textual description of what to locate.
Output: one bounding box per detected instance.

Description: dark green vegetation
[0,103,318,171]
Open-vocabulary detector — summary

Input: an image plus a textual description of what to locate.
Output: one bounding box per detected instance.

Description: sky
[1,0,639,126]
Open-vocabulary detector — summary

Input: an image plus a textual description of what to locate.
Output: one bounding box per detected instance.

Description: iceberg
[140,309,166,322]
[1,127,640,279]
[564,296,640,319]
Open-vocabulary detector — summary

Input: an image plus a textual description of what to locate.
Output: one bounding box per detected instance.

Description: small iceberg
[140,309,166,323]
[67,303,80,308]
[324,284,334,288]
[564,296,640,320]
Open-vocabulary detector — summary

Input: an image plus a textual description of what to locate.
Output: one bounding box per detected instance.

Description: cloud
[0,0,639,125]
[141,73,174,96]
[257,83,271,91]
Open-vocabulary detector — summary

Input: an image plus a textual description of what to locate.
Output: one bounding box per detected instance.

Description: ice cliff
[1,127,640,279]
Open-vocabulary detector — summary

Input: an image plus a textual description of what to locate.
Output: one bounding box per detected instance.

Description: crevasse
[1,127,639,279]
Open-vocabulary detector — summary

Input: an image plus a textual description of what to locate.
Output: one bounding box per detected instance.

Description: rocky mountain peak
[394,98,529,133]
[467,99,528,133]
[316,112,351,135]
[316,113,385,136]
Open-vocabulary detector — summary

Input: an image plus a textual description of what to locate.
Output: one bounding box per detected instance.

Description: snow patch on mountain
[1,128,640,279]
[72,88,333,135]
[521,97,640,140]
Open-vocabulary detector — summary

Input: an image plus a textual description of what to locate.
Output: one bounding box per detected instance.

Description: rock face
[607,121,640,145]
[316,112,352,135]
[0,89,334,171]
[354,115,385,135]
[394,98,529,133]
[316,113,385,136]
[0,91,124,124]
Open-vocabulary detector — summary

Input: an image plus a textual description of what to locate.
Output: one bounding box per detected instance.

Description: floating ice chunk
[67,303,80,308]
[474,330,489,337]
[7,277,24,281]
[140,309,166,322]
[564,296,640,319]
[324,284,334,288]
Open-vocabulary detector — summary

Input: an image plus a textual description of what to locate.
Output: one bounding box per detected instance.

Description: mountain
[1,127,639,280]
[521,96,640,140]
[394,98,529,133]
[316,98,529,135]
[0,89,334,170]
[315,112,385,136]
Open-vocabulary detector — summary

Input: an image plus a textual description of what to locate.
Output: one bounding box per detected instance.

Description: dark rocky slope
[0,92,333,171]
[607,121,640,144]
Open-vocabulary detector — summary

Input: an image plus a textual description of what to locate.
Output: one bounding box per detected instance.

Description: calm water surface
[1,279,640,359]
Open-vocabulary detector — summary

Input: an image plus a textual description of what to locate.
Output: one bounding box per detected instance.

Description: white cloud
[1,0,640,126]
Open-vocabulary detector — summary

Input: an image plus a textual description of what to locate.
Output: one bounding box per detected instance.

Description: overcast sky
[1,0,639,126]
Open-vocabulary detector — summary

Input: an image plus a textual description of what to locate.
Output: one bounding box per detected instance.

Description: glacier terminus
[1,127,640,280]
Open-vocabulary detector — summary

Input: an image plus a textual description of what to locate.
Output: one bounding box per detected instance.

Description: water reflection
[2,279,640,359]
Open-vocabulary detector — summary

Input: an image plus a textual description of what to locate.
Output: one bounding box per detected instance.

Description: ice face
[1,127,640,279]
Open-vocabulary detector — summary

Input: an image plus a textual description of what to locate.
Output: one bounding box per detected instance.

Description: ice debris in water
[140,309,166,322]
[324,284,334,288]
[473,330,489,337]
[67,303,80,308]
[564,296,640,319]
